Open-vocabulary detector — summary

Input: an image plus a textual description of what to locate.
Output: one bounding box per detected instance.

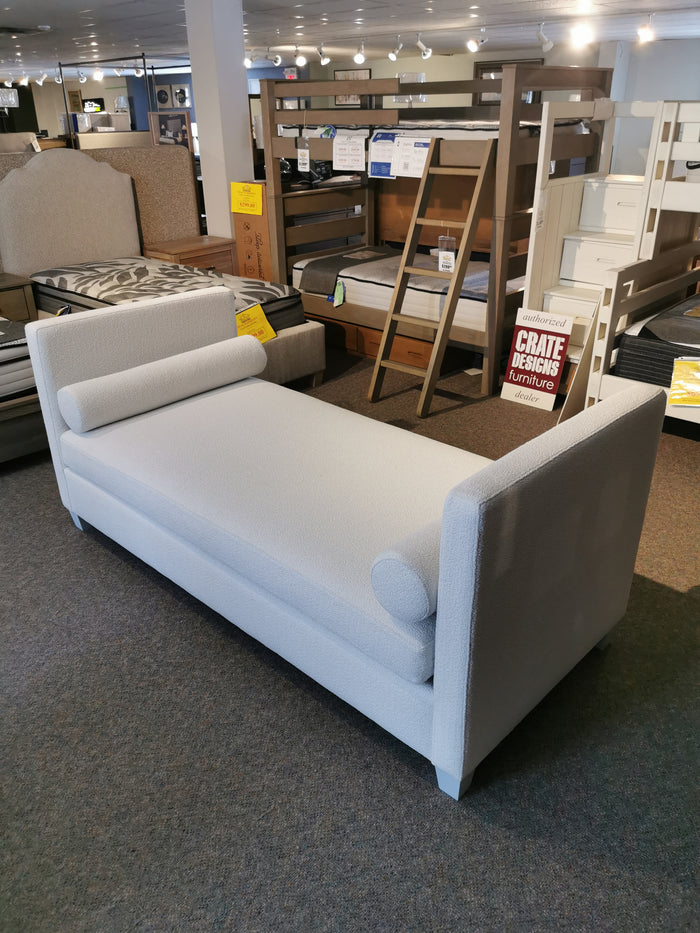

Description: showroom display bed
[27,287,665,798]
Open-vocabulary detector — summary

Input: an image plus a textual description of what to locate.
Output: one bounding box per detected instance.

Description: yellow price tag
[236,303,276,344]
[231,182,263,216]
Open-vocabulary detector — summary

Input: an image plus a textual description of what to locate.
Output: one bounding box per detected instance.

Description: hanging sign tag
[297,136,310,172]
[437,235,456,273]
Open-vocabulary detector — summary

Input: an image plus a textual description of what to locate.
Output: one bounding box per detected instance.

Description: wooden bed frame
[259,64,614,393]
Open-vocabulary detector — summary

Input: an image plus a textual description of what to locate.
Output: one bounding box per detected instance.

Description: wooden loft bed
[259,64,613,394]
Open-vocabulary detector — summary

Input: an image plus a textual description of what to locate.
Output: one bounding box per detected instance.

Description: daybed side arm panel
[431,383,666,786]
[25,288,239,511]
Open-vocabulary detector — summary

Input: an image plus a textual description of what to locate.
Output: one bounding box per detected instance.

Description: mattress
[0,319,34,400]
[30,257,306,331]
[293,249,525,335]
[278,119,585,142]
[614,295,700,387]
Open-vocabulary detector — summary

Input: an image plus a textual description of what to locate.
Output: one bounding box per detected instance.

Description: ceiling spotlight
[467,28,487,53]
[18,75,29,86]
[571,23,594,48]
[388,37,402,62]
[3,78,13,88]
[353,40,365,65]
[78,71,88,84]
[295,48,307,67]
[54,70,63,85]
[416,34,432,60]
[35,73,47,86]
[113,67,123,77]
[536,23,554,53]
[637,14,655,44]
[93,68,104,81]
[318,46,331,66]
[244,54,253,68]
[266,49,282,67]
[133,67,144,78]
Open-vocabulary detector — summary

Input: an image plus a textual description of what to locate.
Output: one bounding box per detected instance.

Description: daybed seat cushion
[60,378,492,683]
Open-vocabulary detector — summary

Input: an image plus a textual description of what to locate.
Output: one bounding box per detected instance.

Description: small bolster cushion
[57,335,267,433]
[371,520,441,624]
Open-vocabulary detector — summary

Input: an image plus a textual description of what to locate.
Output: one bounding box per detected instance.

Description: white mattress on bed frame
[293,252,525,335]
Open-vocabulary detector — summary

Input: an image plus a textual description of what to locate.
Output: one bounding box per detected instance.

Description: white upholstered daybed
[27,285,666,799]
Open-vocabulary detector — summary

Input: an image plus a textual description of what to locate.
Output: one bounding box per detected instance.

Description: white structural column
[184,0,253,237]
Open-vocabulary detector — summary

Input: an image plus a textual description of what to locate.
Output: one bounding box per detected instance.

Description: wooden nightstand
[0,273,37,323]
[143,235,237,275]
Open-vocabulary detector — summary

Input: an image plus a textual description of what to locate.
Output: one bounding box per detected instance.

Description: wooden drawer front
[579,181,642,234]
[183,248,234,275]
[357,326,433,367]
[542,287,600,319]
[560,236,634,286]
[0,286,34,322]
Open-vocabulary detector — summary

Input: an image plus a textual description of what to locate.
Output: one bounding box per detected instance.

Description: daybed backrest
[26,287,239,509]
[0,149,141,276]
[432,383,666,780]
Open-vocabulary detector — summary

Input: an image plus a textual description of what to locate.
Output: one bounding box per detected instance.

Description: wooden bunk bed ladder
[368,138,497,418]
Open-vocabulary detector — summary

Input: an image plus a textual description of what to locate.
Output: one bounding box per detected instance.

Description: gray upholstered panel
[0,149,141,276]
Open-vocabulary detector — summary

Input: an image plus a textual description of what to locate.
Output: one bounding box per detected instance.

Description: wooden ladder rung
[391,313,438,329]
[416,218,467,229]
[380,359,429,377]
[403,265,453,280]
[429,167,480,176]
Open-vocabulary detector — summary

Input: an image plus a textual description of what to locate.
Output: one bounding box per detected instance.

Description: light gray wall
[603,38,700,174]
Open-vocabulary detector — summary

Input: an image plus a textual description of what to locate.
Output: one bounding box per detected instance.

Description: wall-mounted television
[83,98,105,113]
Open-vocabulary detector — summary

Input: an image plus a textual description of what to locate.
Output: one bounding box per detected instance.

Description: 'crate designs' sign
[501,308,573,410]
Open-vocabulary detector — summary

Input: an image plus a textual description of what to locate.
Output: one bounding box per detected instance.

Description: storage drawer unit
[143,236,236,275]
[560,232,635,286]
[0,273,37,322]
[579,178,642,235]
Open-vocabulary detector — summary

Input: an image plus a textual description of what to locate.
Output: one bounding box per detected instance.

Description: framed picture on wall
[474,59,543,105]
[148,110,194,153]
[67,90,82,112]
[334,68,371,106]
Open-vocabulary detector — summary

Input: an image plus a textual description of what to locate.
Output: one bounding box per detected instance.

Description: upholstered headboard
[0,149,141,276]
[0,144,201,274]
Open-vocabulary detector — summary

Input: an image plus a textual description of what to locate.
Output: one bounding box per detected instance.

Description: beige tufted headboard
[0,144,200,274]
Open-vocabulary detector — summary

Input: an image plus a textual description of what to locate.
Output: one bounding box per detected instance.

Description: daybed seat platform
[27,287,666,799]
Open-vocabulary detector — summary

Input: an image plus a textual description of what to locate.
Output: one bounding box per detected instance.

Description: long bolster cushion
[57,335,267,433]
[371,520,441,624]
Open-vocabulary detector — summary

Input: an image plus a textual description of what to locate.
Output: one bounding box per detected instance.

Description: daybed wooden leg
[595,633,612,652]
[435,768,474,800]
[311,370,325,388]
[69,511,84,530]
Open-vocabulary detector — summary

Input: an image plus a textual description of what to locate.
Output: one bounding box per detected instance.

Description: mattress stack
[0,318,34,401]
[30,257,307,333]
[614,295,700,387]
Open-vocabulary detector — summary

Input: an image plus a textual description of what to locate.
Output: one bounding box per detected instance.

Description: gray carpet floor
[2,352,698,932]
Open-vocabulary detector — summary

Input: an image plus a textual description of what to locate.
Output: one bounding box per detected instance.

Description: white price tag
[438,251,455,273]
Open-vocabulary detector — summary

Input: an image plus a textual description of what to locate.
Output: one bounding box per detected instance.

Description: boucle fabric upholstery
[57,335,267,433]
[26,287,667,797]
[59,378,491,682]
[371,521,442,624]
